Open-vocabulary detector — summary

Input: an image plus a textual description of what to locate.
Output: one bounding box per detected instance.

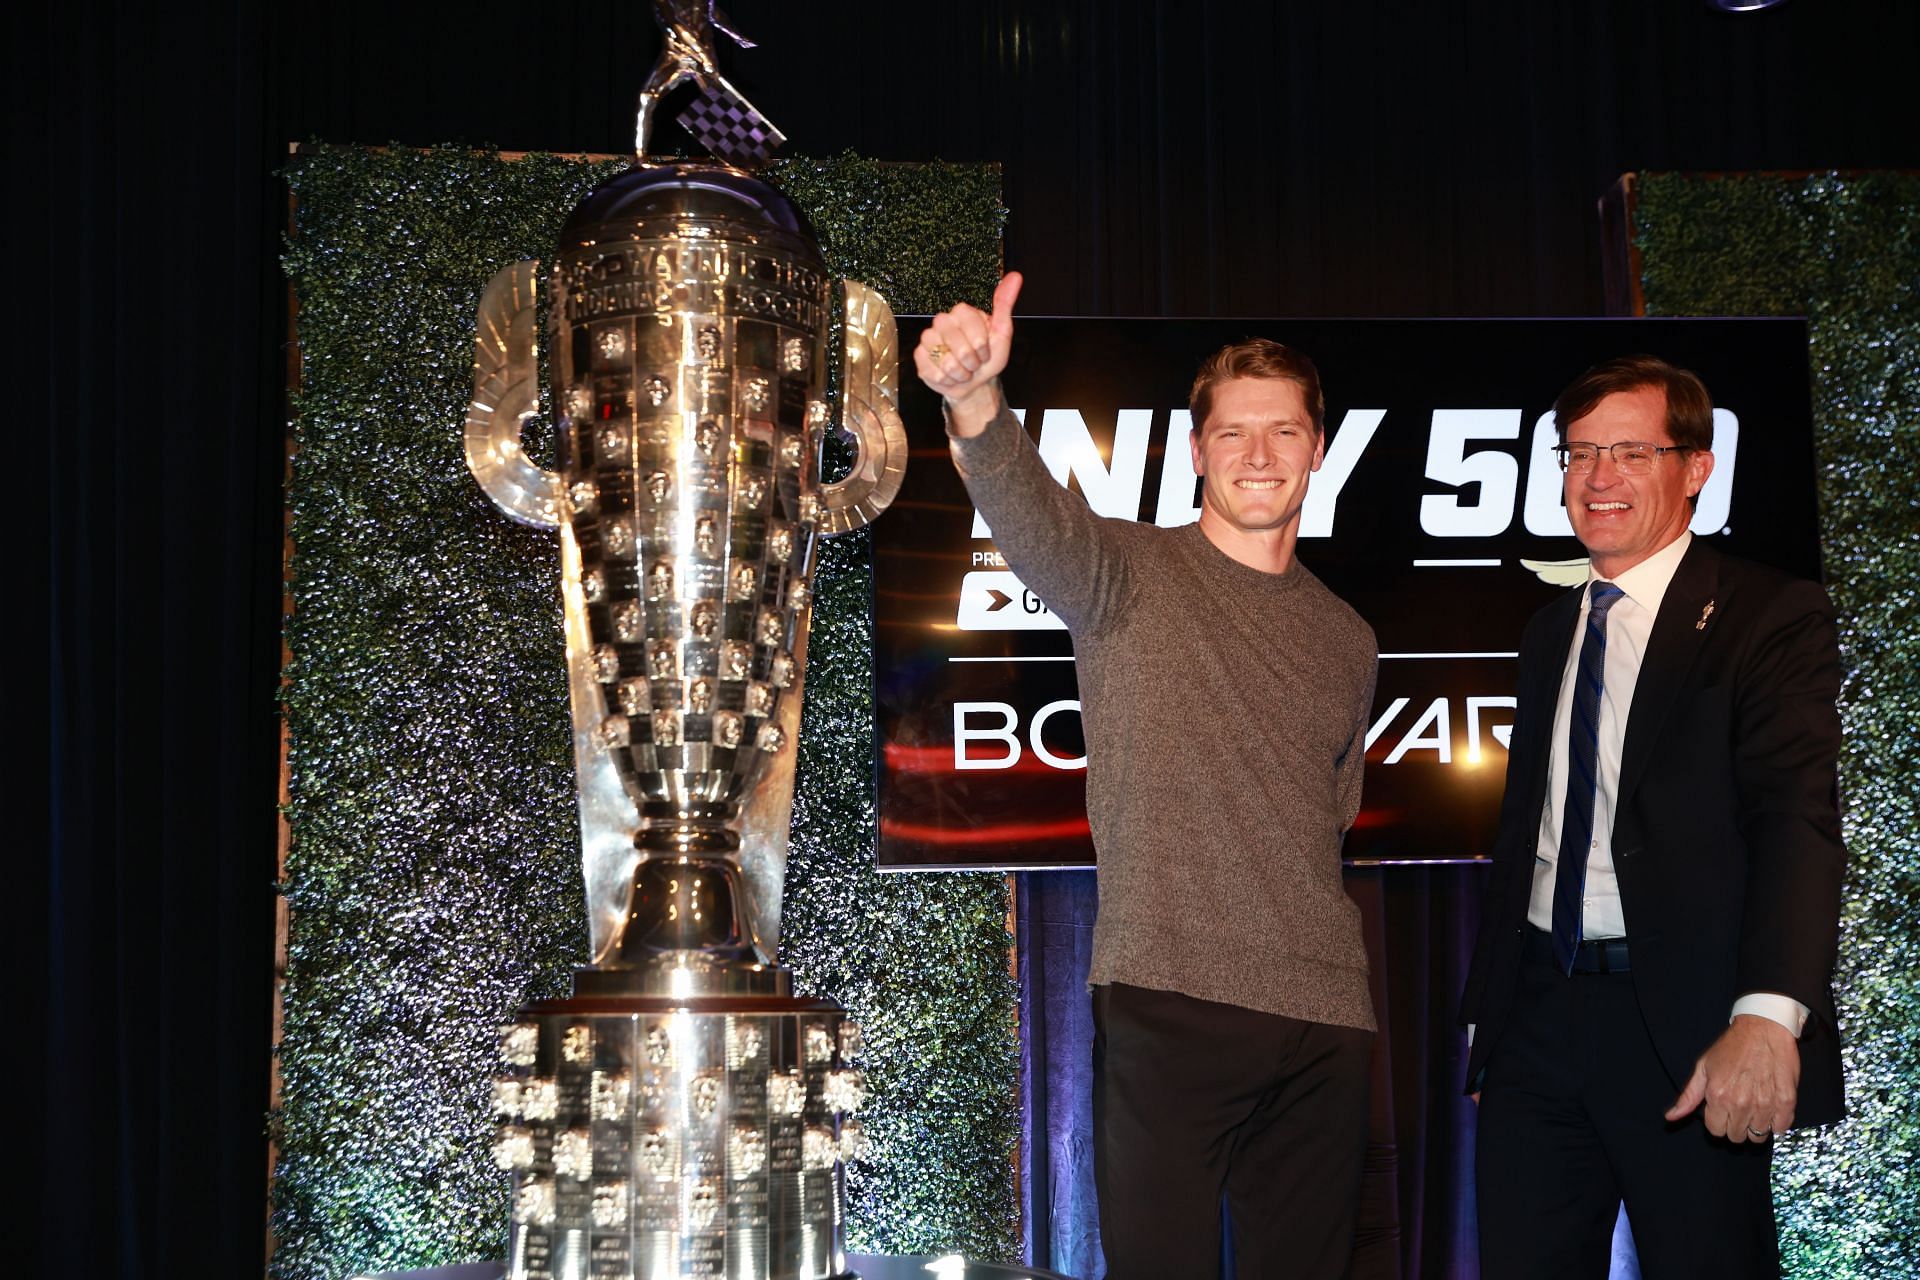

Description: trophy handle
[465,259,564,529]
[817,281,909,536]
[468,259,641,958]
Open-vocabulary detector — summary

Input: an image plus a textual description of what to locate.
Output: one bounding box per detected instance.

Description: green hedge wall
[1637,171,1920,1279]
[275,146,1016,1278]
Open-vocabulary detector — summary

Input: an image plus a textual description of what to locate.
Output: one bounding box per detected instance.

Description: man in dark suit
[1462,355,1847,1278]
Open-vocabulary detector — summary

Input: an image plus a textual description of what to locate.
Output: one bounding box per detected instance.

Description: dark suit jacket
[1461,538,1847,1128]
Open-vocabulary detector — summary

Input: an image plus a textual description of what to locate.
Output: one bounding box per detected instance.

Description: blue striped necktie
[1552,581,1626,973]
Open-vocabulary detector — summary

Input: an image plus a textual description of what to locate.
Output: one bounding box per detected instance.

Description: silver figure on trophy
[633,1,785,164]
[463,11,906,1274]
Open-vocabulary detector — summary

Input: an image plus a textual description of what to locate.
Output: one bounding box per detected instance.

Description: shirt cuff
[1731,993,1809,1038]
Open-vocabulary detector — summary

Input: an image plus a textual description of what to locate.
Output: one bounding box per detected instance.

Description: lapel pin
[1696,600,1716,631]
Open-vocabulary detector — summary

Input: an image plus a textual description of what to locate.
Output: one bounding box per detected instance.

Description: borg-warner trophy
[463,15,907,1276]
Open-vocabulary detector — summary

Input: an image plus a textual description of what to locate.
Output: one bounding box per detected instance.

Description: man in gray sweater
[915,273,1379,1279]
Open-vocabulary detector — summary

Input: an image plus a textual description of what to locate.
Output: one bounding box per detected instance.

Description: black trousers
[1475,930,1778,1279]
[1092,983,1373,1280]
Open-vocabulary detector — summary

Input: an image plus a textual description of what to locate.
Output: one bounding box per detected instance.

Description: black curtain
[27,1,1919,1277]
[25,3,285,1278]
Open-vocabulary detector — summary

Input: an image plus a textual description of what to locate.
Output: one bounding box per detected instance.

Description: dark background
[20,1,1918,1276]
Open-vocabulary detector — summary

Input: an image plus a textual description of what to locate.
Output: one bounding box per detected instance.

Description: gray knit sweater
[952,404,1379,1032]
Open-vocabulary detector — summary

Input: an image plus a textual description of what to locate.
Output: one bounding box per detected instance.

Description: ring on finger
[929,343,948,363]
[1746,1126,1771,1140]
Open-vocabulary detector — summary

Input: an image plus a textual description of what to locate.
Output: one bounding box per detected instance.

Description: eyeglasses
[1555,441,1689,475]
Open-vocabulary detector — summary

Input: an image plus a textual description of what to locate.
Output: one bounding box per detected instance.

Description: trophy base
[493,987,864,1280]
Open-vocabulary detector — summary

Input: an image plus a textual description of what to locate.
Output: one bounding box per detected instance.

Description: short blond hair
[1189,339,1325,436]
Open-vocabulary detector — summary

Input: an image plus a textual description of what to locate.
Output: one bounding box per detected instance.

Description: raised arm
[913,272,1135,635]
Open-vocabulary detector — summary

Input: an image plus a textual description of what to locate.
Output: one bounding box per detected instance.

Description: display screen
[871,318,1818,869]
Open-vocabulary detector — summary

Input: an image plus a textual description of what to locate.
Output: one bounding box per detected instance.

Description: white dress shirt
[1524,531,1807,1038]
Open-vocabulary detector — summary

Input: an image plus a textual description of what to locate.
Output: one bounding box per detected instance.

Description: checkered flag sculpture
[679,84,786,169]
[635,1,787,166]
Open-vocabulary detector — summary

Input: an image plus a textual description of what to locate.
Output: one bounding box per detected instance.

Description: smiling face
[1563,384,1714,579]
[1189,376,1325,541]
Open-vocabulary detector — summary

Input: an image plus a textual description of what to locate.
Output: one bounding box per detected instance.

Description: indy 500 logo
[956,404,1740,632]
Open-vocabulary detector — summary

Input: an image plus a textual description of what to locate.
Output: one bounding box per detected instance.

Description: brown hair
[1189,339,1326,436]
[1553,354,1714,451]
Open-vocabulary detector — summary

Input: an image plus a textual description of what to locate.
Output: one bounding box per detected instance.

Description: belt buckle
[1579,938,1627,974]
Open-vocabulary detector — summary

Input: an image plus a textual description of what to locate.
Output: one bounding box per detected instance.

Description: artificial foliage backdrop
[276,146,1014,1278]
[1636,171,1920,1278]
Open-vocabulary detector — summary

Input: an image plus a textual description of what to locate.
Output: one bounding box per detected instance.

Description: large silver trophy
[463,10,906,1275]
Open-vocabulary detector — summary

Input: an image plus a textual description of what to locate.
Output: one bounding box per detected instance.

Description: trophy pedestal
[495,988,863,1280]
